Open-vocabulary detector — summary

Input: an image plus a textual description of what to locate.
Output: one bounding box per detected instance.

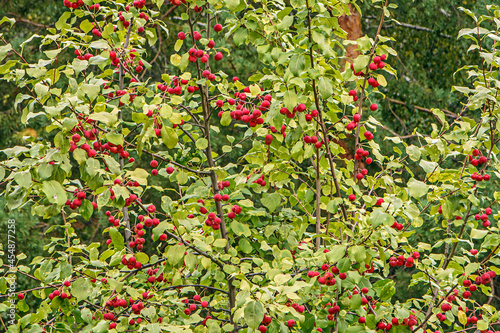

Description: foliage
[1,1,500,333]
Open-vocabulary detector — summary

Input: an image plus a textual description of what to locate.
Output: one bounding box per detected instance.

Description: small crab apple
[348,194,356,202]
[370,103,378,111]
[214,24,222,32]
[265,134,273,145]
[262,315,272,325]
[214,52,223,61]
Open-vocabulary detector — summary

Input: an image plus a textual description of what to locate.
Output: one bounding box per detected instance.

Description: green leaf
[71,278,92,301]
[406,145,421,162]
[289,54,305,77]
[103,156,121,175]
[126,168,149,186]
[283,90,297,112]
[465,263,480,276]
[81,308,93,323]
[72,58,89,75]
[54,131,70,154]
[244,301,264,330]
[207,320,222,333]
[373,279,395,301]
[174,39,183,52]
[85,158,100,177]
[135,252,149,264]
[261,192,281,212]
[81,83,100,102]
[238,238,253,254]
[407,178,428,199]
[97,190,110,210]
[348,246,366,263]
[170,54,181,66]
[88,111,117,125]
[0,43,12,63]
[15,170,31,188]
[369,210,392,228]
[0,17,15,28]
[224,0,241,11]
[55,11,71,30]
[167,244,186,265]
[196,138,208,150]
[337,257,351,273]
[79,200,93,220]
[458,311,467,325]
[353,54,369,72]
[176,171,188,185]
[471,229,488,239]
[161,126,179,149]
[92,320,109,333]
[214,239,227,248]
[477,320,488,331]
[350,293,362,309]
[109,228,124,251]
[73,148,87,165]
[42,180,67,206]
[79,20,94,34]
[318,77,333,99]
[233,28,248,46]
[221,111,232,126]
[277,16,294,31]
[105,132,124,146]
[325,245,346,263]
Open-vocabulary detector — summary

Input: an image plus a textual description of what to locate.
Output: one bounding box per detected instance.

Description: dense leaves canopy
[1,1,500,333]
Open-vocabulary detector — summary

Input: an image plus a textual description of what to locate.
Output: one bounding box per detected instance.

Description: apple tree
[1,1,500,333]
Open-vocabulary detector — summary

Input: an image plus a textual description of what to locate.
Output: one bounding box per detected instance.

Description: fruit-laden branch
[90,122,211,175]
[158,284,229,295]
[187,7,237,329]
[305,0,349,247]
[416,37,496,330]
[119,22,135,248]
[354,0,389,174]
[134,200,226,269]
